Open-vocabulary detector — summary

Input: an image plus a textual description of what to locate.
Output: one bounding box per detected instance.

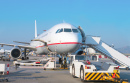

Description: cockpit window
[59,28,63,33]
[64,28,72,32]
[72,29,78,33]
[56,29,60,33]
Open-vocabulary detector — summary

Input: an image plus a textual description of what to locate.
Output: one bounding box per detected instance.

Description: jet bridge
[85,36,130,68]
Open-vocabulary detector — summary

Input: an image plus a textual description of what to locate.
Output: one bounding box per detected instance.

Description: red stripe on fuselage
[36,42,81,48]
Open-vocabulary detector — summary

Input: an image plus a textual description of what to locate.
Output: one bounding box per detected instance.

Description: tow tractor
[69,55,128,82]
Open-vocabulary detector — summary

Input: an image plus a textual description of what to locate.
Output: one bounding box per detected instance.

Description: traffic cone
[112,73,116,78]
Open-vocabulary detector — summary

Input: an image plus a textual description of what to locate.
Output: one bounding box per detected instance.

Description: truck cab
[69,55,120,82]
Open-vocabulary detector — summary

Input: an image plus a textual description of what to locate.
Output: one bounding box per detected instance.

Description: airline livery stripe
[48,42,81,45]
[36,42,81,48]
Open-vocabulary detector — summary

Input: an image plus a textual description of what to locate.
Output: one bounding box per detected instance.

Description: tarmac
[0,56,130,83]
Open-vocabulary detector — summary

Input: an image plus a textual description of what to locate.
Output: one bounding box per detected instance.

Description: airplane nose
[60,33,81,53]
[63,33,80,43]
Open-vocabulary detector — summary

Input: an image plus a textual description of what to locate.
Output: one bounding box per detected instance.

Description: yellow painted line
[106,73,110,78]
[95,73,103,80]
[122,81,129,83]
[87,72,95,80]
[91,73,99,80]
[85,72,91,78]
[106,73,109,76]
[111,73,113,77]
[116,73,120,78]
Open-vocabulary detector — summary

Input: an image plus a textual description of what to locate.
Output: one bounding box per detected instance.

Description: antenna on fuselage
[63,20,65,23]
[35,20,37,38]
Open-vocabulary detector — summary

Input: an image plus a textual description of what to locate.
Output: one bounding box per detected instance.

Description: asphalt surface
[0,56,130,83]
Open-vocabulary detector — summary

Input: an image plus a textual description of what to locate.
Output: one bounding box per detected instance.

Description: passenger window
[64,28,72,32]
[72,29,78,33]
[59,28,63,33]
[56,29,60,33]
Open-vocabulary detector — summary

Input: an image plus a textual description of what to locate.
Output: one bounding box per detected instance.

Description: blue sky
[0,0,130,49]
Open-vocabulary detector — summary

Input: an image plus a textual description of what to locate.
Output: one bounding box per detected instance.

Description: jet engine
[87,48,96,54]
[10,47,21,58]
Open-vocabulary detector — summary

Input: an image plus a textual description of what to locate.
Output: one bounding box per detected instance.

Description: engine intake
[11,48,21,58]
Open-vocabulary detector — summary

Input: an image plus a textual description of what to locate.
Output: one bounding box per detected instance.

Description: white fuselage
[30,23,82,55]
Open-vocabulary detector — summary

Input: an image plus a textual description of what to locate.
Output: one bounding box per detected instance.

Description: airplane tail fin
[35,20,37,38]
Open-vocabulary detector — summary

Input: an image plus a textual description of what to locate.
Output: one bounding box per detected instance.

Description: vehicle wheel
[80,67,85,82]
[5,79,8,82]
[8,59,10,61]
[22,57,24,60]
[59,58,62,64]
[126,67,129,70]
[72,65,76,78]
[27,57,29,60]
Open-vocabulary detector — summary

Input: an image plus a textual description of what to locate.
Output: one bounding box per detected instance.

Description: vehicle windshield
[75,56,87,60]
[72,29,78,33]
[59,28,63,33]
[56,29,60,33]
[57,28,78,33]
[64,28,72,32]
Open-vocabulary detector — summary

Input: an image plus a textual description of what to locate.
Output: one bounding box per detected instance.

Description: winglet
[35,20,37,38]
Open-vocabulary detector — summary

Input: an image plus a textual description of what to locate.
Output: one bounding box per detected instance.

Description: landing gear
[22,48,29,60]
[22,57,29,60]
[59,58,62,64]
[60,56,68,69]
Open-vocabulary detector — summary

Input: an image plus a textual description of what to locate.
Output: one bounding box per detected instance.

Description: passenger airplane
[0,49,11,55]
[0,20,85,59]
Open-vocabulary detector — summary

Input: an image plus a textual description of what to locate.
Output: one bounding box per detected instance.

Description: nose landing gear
[60,56,68,69]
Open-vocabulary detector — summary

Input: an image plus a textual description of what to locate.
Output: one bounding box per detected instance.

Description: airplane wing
[13,41,30,45]
[0,43,37,51]
[17,45,37,51]
[0,43,15,47]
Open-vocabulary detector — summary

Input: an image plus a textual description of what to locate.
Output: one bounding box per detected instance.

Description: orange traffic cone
[112,73,116,78]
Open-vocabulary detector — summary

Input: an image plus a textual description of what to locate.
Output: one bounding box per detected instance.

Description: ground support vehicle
[0,55,3,60]
[0,64,9,82]
[13,60,43,66]
[13,58,55,70]
[2,55,10,61]
[69,55,128,82]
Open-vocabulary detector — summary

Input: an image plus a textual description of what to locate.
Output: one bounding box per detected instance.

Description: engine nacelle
[87,48,96,54]
[10,47,21,58]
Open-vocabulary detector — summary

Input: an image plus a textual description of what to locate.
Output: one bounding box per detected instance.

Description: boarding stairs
[85,36,130,68]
